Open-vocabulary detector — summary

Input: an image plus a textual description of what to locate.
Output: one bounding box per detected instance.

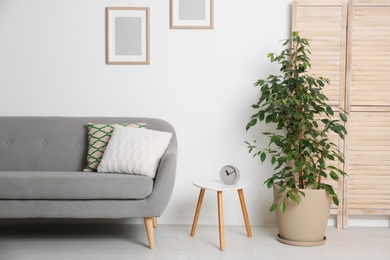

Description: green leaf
[326,106,334,116]
[332,196,339,206]
[271,156,276,165]
[266,178,274,189]
[324,185,336,196]
[259,111,265,121]
[260,152,266,163]
[255,79,265,86]
[297,195,301,204]
[287,190,296,202]
[270,203,277,212]
[327,154,335,161]
[330,171,339,181]
[246,118,257,130]
[316,79,325,87]
[280,202,286,213]
[340,113,347,122]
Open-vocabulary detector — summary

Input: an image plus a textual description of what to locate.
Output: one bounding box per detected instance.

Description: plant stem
[292,40,305,189]
[317,154,324,188]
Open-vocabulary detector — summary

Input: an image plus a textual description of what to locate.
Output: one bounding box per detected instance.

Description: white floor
[0,223,389,260]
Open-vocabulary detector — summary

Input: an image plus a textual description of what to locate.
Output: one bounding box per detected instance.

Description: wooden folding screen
[293,0,390,228]
[292,0,348,228]
[345,0,390,226]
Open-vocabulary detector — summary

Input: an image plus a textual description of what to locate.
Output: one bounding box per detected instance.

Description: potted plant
[245,32,347,246]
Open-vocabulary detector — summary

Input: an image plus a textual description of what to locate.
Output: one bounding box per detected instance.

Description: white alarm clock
[219,165,240,185]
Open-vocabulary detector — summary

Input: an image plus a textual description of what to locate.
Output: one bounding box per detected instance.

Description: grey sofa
[0,117,178,249]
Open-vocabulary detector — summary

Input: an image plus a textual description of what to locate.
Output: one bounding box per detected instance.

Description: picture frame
[170,0,214,29]
[106,7,150,65]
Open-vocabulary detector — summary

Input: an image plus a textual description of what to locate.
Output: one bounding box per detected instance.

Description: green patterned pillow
[83,123,146,172]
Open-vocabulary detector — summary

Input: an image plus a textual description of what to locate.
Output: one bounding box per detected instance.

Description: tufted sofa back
[0,117,177,172]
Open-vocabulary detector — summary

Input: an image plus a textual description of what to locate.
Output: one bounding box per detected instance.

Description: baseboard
[0,216,387,227]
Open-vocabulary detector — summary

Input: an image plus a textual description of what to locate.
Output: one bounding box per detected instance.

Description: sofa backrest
[0,117,177,172]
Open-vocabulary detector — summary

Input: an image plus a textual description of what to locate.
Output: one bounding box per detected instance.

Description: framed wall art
[106,7,150,64]
[170,0,214,29]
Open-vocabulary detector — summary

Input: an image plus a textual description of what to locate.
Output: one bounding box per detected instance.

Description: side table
[190,180,252,251]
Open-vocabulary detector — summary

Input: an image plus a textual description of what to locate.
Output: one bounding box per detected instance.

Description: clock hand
[226,170,235,176]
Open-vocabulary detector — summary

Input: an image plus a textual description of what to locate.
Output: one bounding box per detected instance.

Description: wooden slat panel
[351,106,390,112]
[348,1,390,108]
[293,0,347,227]
[346,111,390,216]
[293,0,347,108]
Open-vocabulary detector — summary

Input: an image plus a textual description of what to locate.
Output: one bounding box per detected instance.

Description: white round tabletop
[193,179,250,191]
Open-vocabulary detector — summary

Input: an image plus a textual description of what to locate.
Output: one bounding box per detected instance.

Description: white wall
[1,0,385,227]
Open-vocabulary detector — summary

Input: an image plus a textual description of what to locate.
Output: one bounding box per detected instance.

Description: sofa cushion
[84,123,146,172]
[0,171,153,200]
[97,127,172,178]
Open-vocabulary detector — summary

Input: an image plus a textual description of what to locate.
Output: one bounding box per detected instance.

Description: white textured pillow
[97,126,172,178]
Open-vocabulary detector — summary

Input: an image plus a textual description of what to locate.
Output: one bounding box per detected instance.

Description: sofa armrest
[145,148,177,217]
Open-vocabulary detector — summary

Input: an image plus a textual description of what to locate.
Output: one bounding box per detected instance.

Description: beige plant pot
[273,185,332,246]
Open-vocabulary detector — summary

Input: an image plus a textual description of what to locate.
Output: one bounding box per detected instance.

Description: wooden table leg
[190,188,205,237]
[217,191,225,251]
[153,217,158,228]
[238,189,252,238]
[144,217,155,249]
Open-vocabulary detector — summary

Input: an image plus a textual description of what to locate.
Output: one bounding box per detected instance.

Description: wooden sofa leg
[153,217,158,228]
[144,217,155,249]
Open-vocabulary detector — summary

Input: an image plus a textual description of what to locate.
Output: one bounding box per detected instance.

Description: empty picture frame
[170,0,214,29]
[106,7,150,64]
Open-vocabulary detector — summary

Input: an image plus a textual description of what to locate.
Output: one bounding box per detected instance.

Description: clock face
[220,165,240,185]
